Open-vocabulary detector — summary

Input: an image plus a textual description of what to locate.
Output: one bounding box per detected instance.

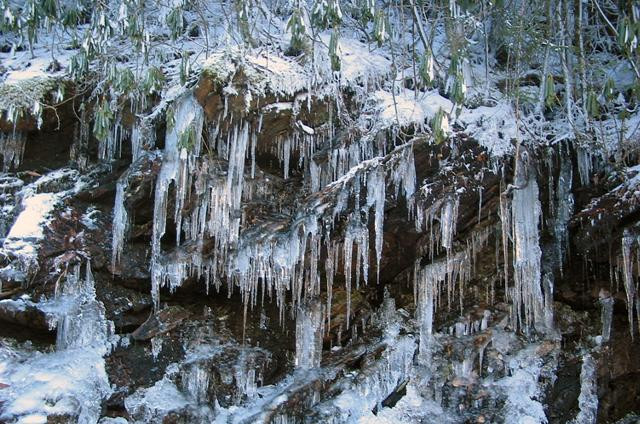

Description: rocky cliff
[0,7,640,423]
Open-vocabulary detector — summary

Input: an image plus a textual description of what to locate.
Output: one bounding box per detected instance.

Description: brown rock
[131,305,191,341]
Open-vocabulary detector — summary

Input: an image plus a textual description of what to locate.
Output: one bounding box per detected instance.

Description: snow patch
[458,102,518,157]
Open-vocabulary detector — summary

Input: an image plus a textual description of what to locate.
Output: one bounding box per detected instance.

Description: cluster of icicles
[111,92,418,325]
[110,88,582,371]
[0,131,26,172]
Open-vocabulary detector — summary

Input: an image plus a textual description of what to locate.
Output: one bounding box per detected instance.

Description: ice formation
[130,118,157,163]
[98,115,128,162]
[621,230,639,337]
[0,261,114,423]
[599,290,614,343]
[416,262,436,365]
[135,93,419,330]
[413,193,461,258]
[70,108,90,170]
[572,354,598,424]
[510,148,544,331]
[295,297,324,369]
[55,262,114,351]
[125,371,190,423]
[150,93,205,307]
[0,131,26,171]
[314,303,416,422]
[553,147,574,274]
[497,344,548,424]
[111,178,128,270]
[2,192,58,284]
[577,147,593,187]
[3,2,636,419]
[414,226,490,364]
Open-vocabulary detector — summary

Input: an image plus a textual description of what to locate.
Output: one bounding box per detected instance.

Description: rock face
[0,52,639,424]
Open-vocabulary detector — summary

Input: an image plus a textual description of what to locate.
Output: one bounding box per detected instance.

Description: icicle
[234,353,258,400]
[621,230,637,338]
[599,289,614,343]
[417,266,435,365]
[251,130,257,178]
[151,337,163,360]
[56,261,113,351]
[453,353,475,382]
[499,181,511,298]
[283,137,291,179]
[572,354,598,424]
[415,247,474,364]
[98,114,128,162]
[226,121,249,242]
[182,361,210,403]
[131,118,155,163]
[343,235,353,329]
[478,340,488,377]
[440,196,459,251]
[511,149,544,331]
[310,159,321,193]
[481,310,490,331]
[131,123,143,164]
[477,186,483,224]
[111,178,128,269]
[367,167,386,282]
[150,94,204,308]
[211,138,413,329]
[542,273,554,330]
[554,149,574,274]
[326,241,339,331]
[294,297,324,369]
[70,108,90,169]
[545,148,555,217]
[390,144,416,212]
[577,147,592,186]
[0,131,26,172]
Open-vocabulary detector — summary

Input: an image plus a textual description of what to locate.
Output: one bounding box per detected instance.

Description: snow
[5,67,50,84]
[369,89,452,132]
[203,51,309,98]
[0,168,90,286]
[458,101,518,157]
[358,385,452,424]
[1,192,59,281]
[125,374,190,422]
[0,76,59,124]
[5,193,57,242]
[0,348,111,422]
[336,38,391,86]
[0,40,71,85]
[99,418,129,424]
[0,297,58,329]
